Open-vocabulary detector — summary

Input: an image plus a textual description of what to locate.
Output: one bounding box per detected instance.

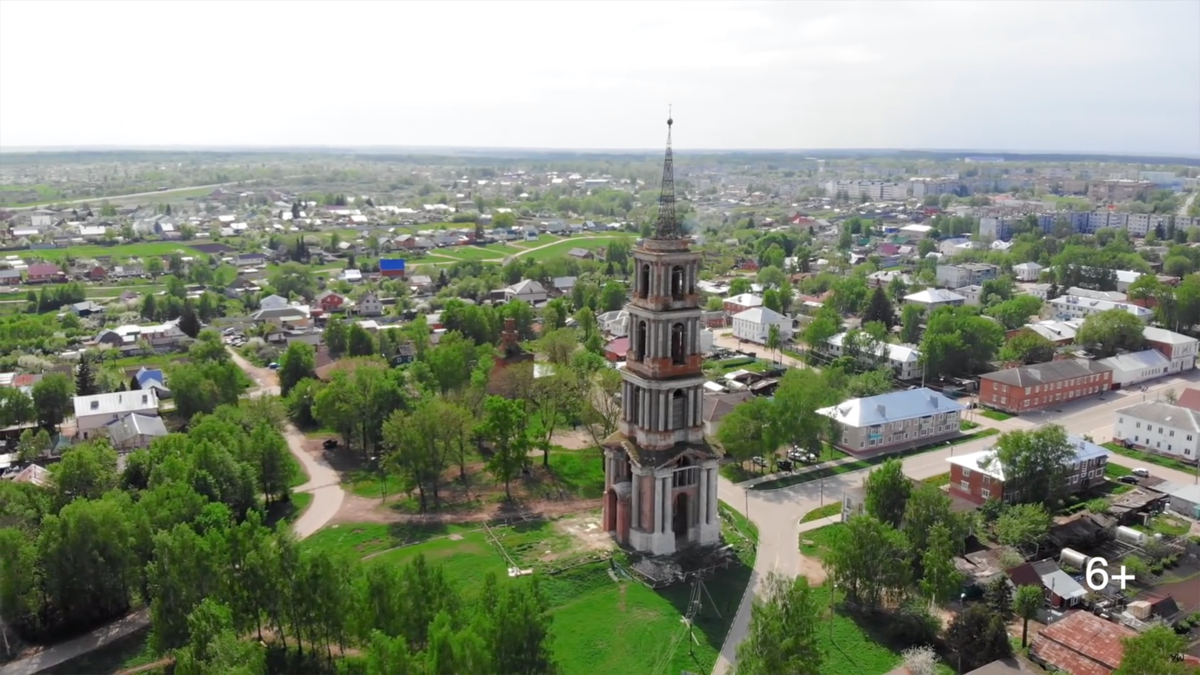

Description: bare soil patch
[797,551,828,585]
[549,427,595,450]
[554,511,615,553]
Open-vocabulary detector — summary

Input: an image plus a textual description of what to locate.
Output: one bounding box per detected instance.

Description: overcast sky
[2,0,1198,155]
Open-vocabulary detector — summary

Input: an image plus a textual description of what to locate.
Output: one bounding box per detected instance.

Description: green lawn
[429,246,508,261]
[922,472,951,487]
[960,420,980,431]
[518,236,624,262]
[980,410,1013,421]
[1106,462,1133,478]
[300,521,479,559]
[1103,442,1198,474]
[19,241,210,261]
[801,502,843,523]
[753,429,1000,491]
[1136,515,1191,538]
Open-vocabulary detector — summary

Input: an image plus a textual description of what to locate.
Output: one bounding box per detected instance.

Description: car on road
[1117,475,1140,485]
[1131,467,1151,478]
[776,459,794,473]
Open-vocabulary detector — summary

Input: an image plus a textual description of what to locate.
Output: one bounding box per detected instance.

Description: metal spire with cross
[654,106,681,240]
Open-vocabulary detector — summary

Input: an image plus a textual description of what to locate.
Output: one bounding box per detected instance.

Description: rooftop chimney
[876,404,886,417]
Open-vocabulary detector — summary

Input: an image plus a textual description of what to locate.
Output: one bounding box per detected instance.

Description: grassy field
[980,410,1013,421]
[922,472,951,488]
[800,502,843,523]
[17,242,209,261]
[1103,442,1198,474]
[518,236,621,263]
[752,429,1000,491]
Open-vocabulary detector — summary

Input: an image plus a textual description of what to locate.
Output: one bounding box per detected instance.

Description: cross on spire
[654,108,680,240]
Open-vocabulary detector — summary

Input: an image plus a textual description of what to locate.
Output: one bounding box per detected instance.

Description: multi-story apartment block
[947,435,1108,505]
[817,388,963,455]
[979,359,1114,414]
[1143,326,1200,373]
[908,177,963,199]
[824,180,905,201]
[1113,401,1200,464]
[822,332,923,380]
[936,263,998,289]
[1092,179,1154,202]
[1048,295,1154,323]
[978,210,1183,241]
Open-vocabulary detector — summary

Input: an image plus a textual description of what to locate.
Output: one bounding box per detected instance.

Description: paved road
[709,368,1200,675]
[1178,191,1197,219]
[0,350,346,675]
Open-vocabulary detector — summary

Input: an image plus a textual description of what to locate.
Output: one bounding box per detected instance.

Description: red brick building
[315,291,345,313]
[947,435,1108,505]
[723,293,762,315]
[979,359,1113,414]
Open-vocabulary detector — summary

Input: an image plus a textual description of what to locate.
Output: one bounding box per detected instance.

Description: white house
[1114,401,1200,463]
[260,294,289,310]
[1049,295,1154,323]
[340,268,363,283]
[818,388,963,454]
[1097,349,1173,388]
[105,413,168,450]
[357,291,383,317]
[504,279,548,304]
[1143,326,1200,374]
[731,306,792,344]
[904,288,965,312]
[74,391,160,441]
[598,310,629,338]
[823,332,923,380]
[958,285,985,306]
[1013,262,1043,282]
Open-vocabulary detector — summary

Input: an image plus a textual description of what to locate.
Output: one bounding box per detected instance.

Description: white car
[1131,467,1150,478]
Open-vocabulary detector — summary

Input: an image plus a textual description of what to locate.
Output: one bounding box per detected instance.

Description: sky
[2,0,1199,155]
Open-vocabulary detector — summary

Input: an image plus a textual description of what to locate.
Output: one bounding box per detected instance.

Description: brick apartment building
[979,359,1114,414]
[947,435,1109,505]
[1143,326,1200,373]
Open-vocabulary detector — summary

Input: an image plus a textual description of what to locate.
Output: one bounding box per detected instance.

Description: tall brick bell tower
[602,113,721,556]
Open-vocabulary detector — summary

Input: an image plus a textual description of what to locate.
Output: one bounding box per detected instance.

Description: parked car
[1117,475,1140,485]
[268,362,279,370]
[751,456,767,468]
[788,447,818,463]
[776,459,794,473]
[1131,467,1151,478]
[322,439,339,450]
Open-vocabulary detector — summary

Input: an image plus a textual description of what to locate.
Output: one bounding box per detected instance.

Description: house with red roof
[25,263,64,284]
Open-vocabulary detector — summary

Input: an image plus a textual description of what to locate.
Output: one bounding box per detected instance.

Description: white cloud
[1,0,1196,154]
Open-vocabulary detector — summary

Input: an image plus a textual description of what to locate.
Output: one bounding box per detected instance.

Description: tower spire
[654,107,680,239]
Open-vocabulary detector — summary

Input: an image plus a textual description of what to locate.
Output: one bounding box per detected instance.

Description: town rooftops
[1117,400,1200,431]
[105,413,168,445]
[1030,610,1133,675]
[904,288,965,304]
[1142,325,1198,345]
[1049,295,1153,319]
[379,258,406,272]
[731,306,787,324]
[816,387,962,427]
[725,293,763,308]
[980,358,1113,388]
[947,435,1108,482]
[506,279,546,295]
[1013,262,1043,272]
[827,332,919,364]
[1097,348,1171,373]
[1022,319,1083,343]
[73,390,159,419]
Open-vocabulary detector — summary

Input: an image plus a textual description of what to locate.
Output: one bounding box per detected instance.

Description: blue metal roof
[380,259,406,271]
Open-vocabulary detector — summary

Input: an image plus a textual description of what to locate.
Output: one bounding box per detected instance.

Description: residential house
[552,277,577,295]
[408,275,434,294]
[958,285,985,306]
[504,279,548,304]
[315,290,346,313]
[568,247,595,260]
[979,359,1114,414]
[1066,287,1127,303]
[1049,295,1154,323]
[357,291,383,317]
[936,263,998,289]
[1007,559,1088,609]
[1021,319,1082,345]
[1143,326,1199,373]
[379,258,406,278]
[259,294,289,310]
[1013,261,1044,282]
[249,304,311,327]
[817,387,963,454]
[598,310,629,338]
[947,435,1108,505]
[25,263,64,284]
[69,301,105,317]
[822,332,922,380]
[339,268,363,283]
[1096,349,1172,388]
[87,265,108,281]
[133,367,170,397]
[1029,610,1133,675]
[104,413,169,451]
[225,276,260,298]
[603,337,630,362]
[723,293,763,314]
[0,268,21,285]
[235,252,267,267]
[73,391,160,441]
[702,391,755,437]
[1113,401,1200,464]
[903,288,966,312]
[731,306,792,344]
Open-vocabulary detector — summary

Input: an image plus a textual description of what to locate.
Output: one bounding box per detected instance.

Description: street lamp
[958,592,967,674]
[370,455,388,504]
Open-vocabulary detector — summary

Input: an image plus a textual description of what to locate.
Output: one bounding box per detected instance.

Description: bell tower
[602,112,721,556]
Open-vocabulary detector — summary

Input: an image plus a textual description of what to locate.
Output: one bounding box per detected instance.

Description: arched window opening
[636,320,649,362]
[672,444,696,485]
[639,264,651,299]
[671,389,687,432]
[671,322,686,365]
[671,265,685,300]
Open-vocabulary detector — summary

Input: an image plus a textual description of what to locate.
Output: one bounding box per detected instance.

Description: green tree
[347,323,376,357]
[765,324,782,363]
[75,354,97,397]
[826,515,910,609]
[919,523,964,607]
[324,316,349,358]
[1013,584,1042,647]
[269,262,316,300]
[900,303,923,345]
[864,459,911,528]
[999,330,1056,365]
[0,387,35,428]
[277,342,316,397]
[49,441,119,508]
[169,360,247,421]
[985,295,1044,330]
[903,483,967,562]
[478,396,529,500]
[716,397,776,467]
[993,425,1076,508]
[178,300,202,339]
[1113,624,1192,675]
[735,573,823,675]
[248,423,293,505]
[538,328,578,366]
[173,599,267,675]
[945,605,1012,672]
[995,503,1051,555]
[541,298,570,331]
[862,286,896,328]
[1075,308,1147,357]
[31,373,74,429]
[599,281,626,312]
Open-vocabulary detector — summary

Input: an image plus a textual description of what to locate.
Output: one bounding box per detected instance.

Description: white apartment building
[908,177,962,198]
[1013,262,1043,282]
[824,180,906,201]
[1048,295,1154,323]
[1114,401,1200,463]
[823,332,923,380]
[74,391,161,441]
[731,306,792,344]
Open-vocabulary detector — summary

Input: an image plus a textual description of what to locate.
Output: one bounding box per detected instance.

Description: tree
[919,306,1005,380]
[75,355,97,397]
[325,317,349,359]
[269,262,316,300]
[802,305,841,352]
[248,423,292,505]
[729,277,752,296]
[31,373,74,429]
[900,303,923,345]
[735,573,822,675]
[347,323,376,357]
[1075,308,1147,358]
[982,573,1013,620]
[862,286,896,328]
[1113,624,1192,675]
[826,515,910,609]
[995,503,1051,555]
[945,605,1011,672]
[15,428,51,463]
[173,599,267,675]
[277,342,316,397]
[1013,584,1042,648]
[716,397,776,466]
[529,373,578,468]
[900,646,939,675]
[599,281,626,312]
[49,441,119,508]
[864,459,911,528]
[919,523,964,607]
[312,358,406,461]
[985,295,1044,330]
[993,425,1076,508]
[478,396,529,500]
[538,328,578,366]
[169,361,247,421]
[0,387,35,428]
[765,324,782,364]
[179,300,202,338]
[541,298,570,331]
[383,400,450,512]
[903,483,967,561]
[999,330,1056,365]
